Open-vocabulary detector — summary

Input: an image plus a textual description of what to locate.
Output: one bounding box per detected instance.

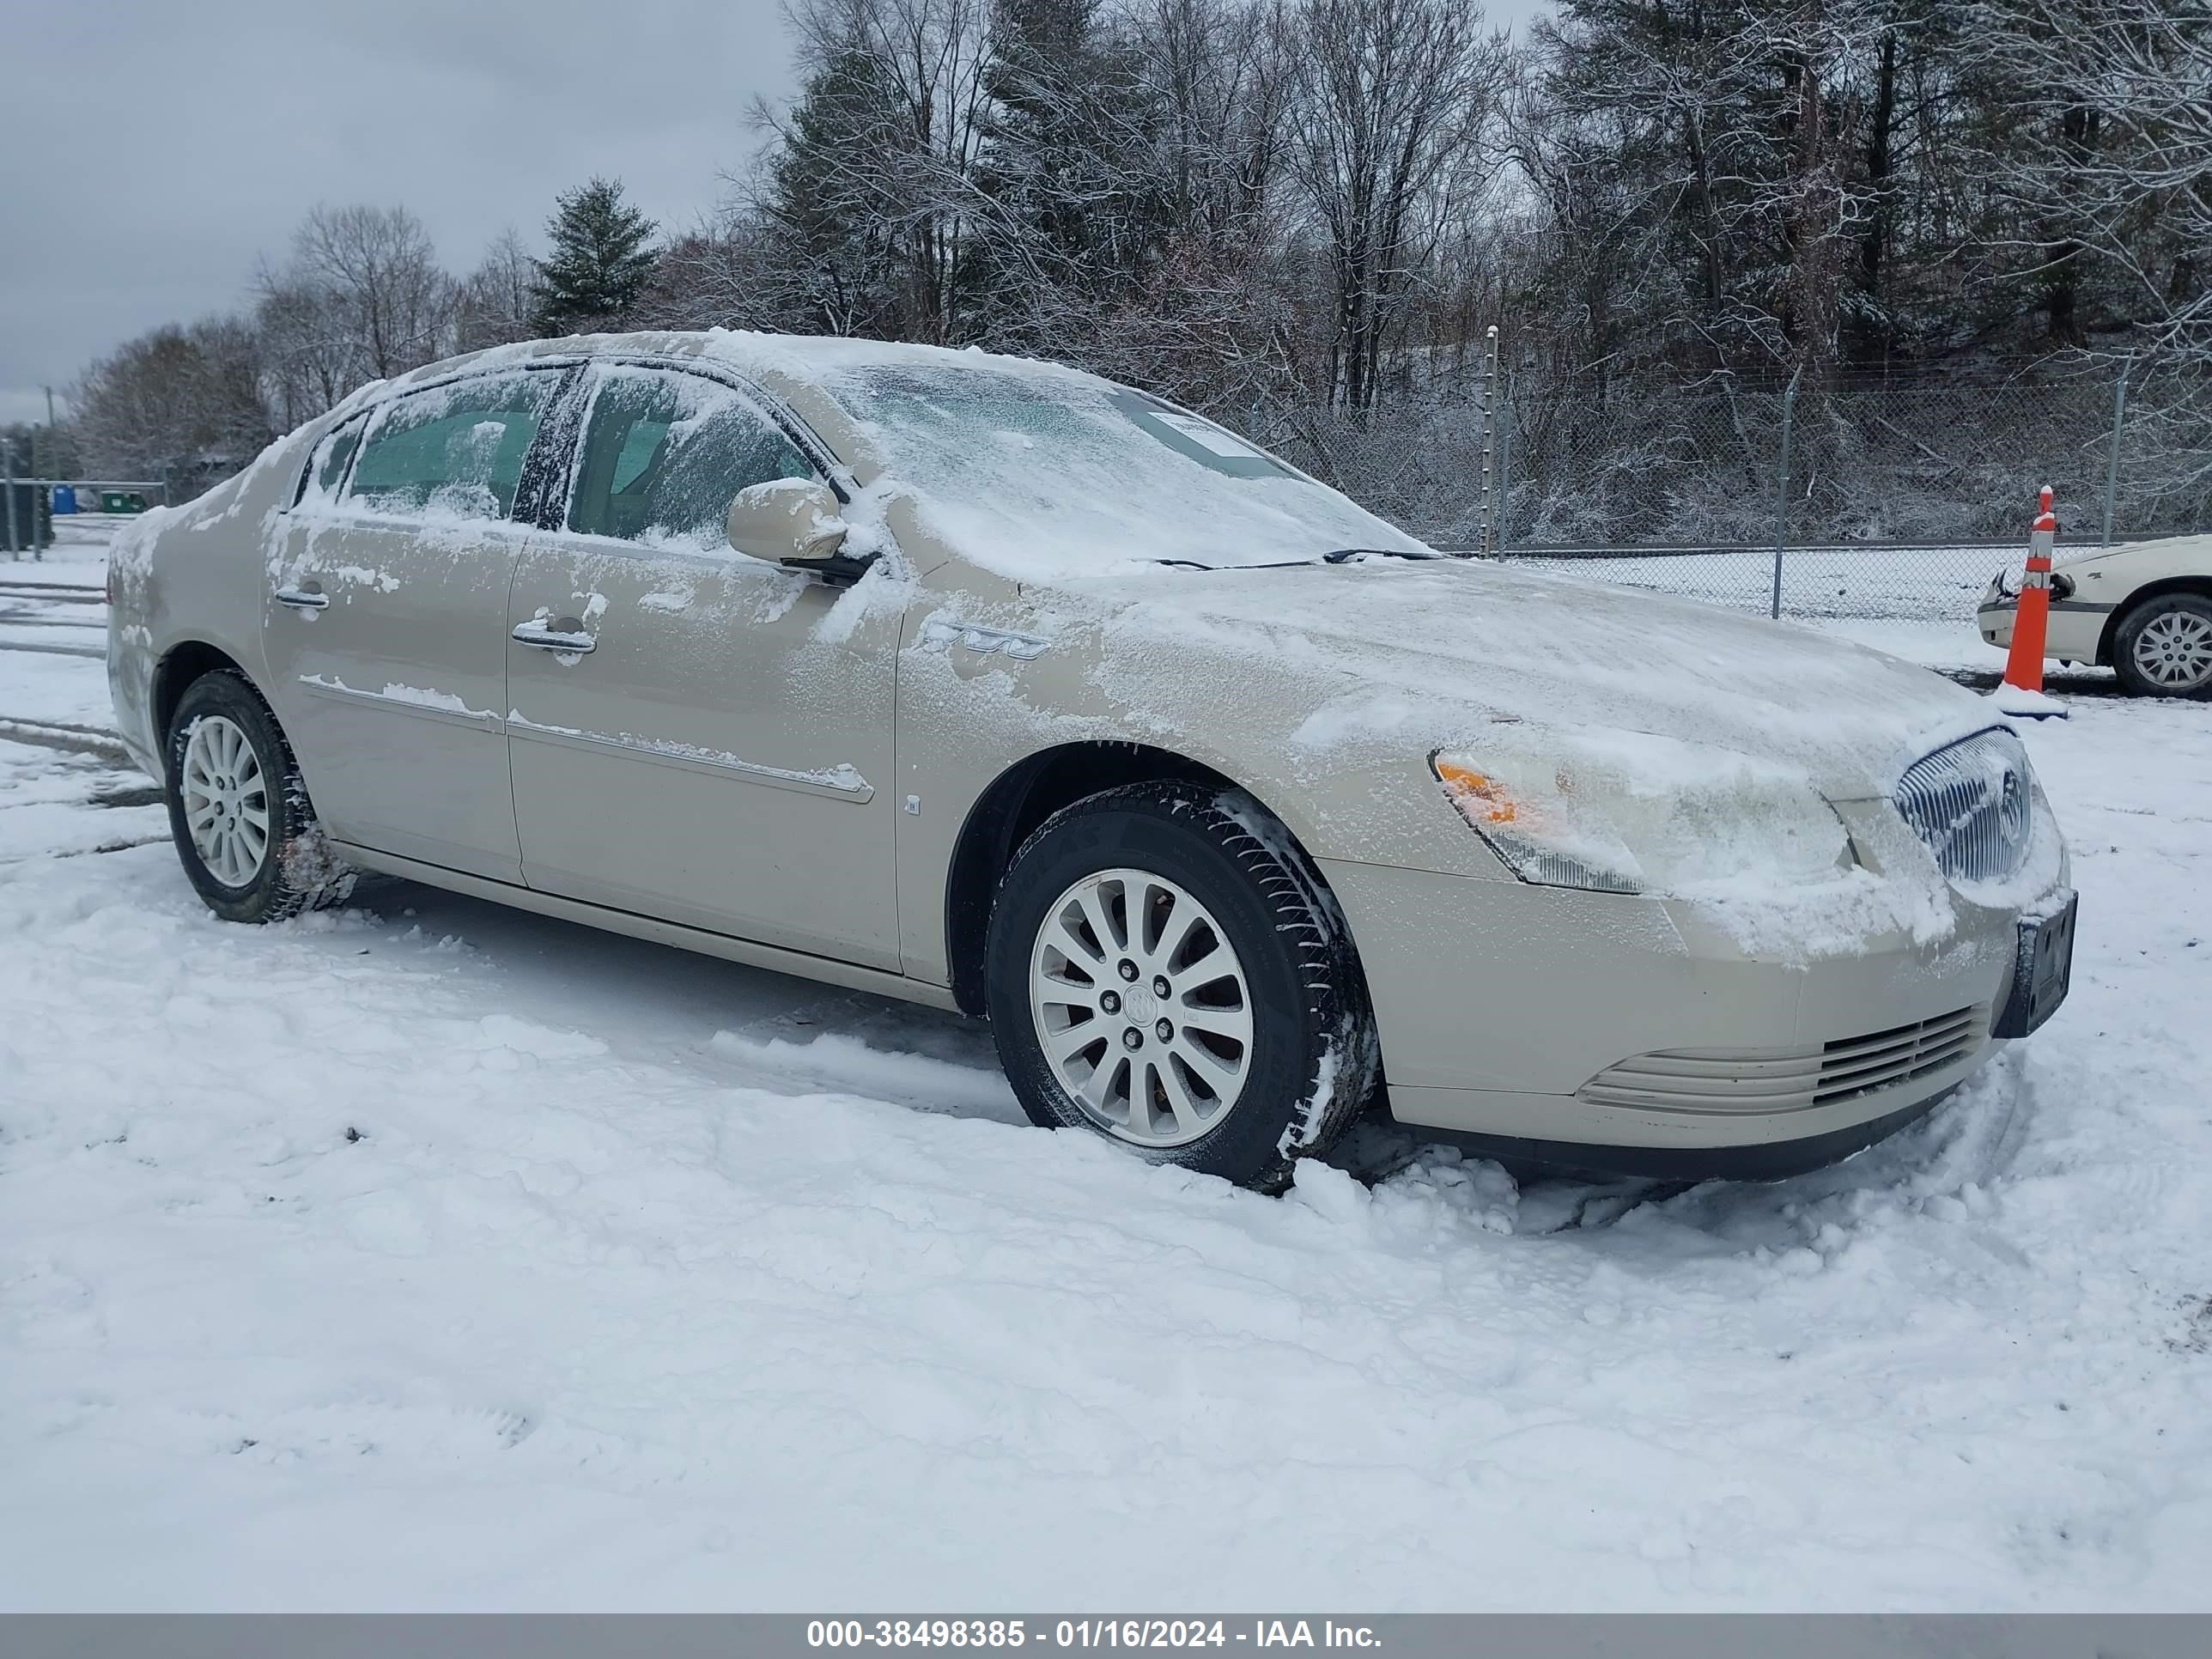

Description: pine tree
[532,179,659,333]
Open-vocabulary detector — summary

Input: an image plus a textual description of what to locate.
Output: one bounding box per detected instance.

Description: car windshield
[822,363,1432,578]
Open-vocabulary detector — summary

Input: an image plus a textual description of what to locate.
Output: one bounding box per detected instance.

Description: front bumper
[1322,849,2060,1173]
[1977,599,2015,651]
[1978,583,2107,664]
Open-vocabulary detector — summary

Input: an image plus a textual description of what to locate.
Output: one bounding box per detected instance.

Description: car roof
[355,329,1109,410]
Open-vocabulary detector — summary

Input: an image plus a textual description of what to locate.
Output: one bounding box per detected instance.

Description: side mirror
[726,478,850,567]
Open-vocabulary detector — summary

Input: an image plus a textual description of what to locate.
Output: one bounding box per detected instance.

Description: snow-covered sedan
[109,331,2076,1188]
[1978,531,2212,697]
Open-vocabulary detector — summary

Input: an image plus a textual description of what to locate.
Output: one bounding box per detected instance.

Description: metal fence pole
[3,446,18,562]
[1497,370,1515,554]
[1770,367,1802,620]
[2100,356,2132,548]
[29,418,48,562]
[1476,325,1500,558]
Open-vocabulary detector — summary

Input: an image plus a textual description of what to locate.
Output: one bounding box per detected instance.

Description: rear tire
[164,670,355,924]
[985,781,1377,1191]
[2112,592,2212,699]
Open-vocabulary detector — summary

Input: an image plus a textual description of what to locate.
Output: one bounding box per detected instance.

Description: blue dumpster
[52,484,77,514]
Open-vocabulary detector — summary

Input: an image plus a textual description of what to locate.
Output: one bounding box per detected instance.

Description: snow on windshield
[823,364,1432,577]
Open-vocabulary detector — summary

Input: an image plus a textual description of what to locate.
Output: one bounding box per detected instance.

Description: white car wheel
[164,669,355,924]
[2115,594,2212,699]
[179,714,272,887]
[2131,611,2212,690]
[985,781,1378,1191]
[1028,866,1255,1148]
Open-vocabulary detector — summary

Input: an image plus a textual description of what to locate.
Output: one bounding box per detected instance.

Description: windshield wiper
[1150,549,1434,572]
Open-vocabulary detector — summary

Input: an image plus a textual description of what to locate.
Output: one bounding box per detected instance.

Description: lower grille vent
[1579,1006,1987,1115]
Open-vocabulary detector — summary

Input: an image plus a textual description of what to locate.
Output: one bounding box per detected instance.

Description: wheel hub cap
[180,714,270,888]
[2136,613,2212,688]
[1028,868,1255,1148]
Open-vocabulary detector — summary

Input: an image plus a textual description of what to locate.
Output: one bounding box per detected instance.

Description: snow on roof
[360,329,1110,404]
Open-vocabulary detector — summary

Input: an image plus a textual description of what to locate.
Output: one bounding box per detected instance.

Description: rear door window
[344,371,562,521]
[565,367,815,553]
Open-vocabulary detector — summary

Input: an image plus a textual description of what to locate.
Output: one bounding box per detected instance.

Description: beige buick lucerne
[109,331,2076,1189]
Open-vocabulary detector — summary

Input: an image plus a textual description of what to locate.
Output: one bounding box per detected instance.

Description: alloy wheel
[1027,866,1255,1147]
[179,714,271,887]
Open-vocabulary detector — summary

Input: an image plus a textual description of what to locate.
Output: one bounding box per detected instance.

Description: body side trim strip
[297,674,502,732]
[504,712,873,802]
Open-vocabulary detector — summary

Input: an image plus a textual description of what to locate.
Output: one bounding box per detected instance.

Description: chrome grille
[1579,1005,1988,1115]
[1893,729,2033,884]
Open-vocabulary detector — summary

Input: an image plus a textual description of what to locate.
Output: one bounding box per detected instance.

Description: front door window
[566,368,814,551]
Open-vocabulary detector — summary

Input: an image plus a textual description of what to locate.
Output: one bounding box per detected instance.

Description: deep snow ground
[3,551,2210,1610]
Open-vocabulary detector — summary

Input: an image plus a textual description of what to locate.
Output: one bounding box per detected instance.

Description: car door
[264,365,574,882]
[504,362,902,969]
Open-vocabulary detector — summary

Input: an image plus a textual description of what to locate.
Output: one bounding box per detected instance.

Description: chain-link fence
[1254,362,2212,622]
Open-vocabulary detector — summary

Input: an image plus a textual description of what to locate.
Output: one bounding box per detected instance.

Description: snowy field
[3,524,2208,1611]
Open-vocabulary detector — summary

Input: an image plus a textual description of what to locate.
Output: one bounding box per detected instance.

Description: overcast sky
[3,0,790,426]
[3,0,1544,430]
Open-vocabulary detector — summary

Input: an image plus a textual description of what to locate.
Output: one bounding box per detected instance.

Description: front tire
[2113,592,2212,699]
[164,670,354,923]
[985,781,1377,1191]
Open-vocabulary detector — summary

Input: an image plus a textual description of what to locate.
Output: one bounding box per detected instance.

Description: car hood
[1063,558,2002,801]
[2053,530,2212,574]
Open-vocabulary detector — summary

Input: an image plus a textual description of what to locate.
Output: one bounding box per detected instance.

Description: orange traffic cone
[1992,486,2068,719]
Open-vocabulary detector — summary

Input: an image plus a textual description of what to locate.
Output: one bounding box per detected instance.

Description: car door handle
[274,586,329,611]
[512,621,596,653]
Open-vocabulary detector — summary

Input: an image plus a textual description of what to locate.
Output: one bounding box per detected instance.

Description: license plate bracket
[1993,890,2077,1039]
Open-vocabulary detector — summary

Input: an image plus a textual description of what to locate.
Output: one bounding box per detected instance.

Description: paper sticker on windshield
[1146,410,1267,460]
[1112,391,1288,478]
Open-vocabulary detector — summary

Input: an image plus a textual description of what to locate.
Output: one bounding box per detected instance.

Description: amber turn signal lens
[1435,759,1517,824]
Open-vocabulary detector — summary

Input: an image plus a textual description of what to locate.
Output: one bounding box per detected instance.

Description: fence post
[1476,325,1500,558]
[3,443,17,562]
[1497,369,1515,555]
[1770,367,1802,621]
[2100,356,2132,548]
[29,420,48,562]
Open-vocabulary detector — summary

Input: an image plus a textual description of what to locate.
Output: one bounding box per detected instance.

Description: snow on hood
[1077,557,2003,802]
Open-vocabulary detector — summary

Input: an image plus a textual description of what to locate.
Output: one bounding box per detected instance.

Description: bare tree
[1984,0,2210,363]
[258,204,454,397]
[756,0,1000,342]
[1979,0,2212,510]
[253,274,361,431]
[1284,0,1510,410]
[456,229,540,350]
[72,317,276,492]
[631,221,791,331]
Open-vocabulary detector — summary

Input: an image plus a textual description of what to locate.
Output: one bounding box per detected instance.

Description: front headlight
[1431,738,1856,896]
